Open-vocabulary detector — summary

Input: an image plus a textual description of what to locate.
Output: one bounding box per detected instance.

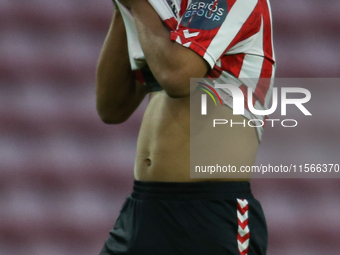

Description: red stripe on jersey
[163,17,178,31]
[179,0,188,17]
[220,54,246,78]
[206,65,223,78]
[225,3,261,52]
[226,0,238,9]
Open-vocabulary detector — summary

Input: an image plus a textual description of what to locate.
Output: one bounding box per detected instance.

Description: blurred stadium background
[0,0,339,254]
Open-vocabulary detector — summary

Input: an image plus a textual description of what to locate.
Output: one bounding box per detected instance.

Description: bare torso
[134,90,259,182]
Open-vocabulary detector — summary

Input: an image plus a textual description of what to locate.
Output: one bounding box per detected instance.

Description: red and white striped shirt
[163,0,276,139]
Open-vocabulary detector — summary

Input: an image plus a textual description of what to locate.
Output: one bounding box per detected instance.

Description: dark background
[0,0,339,254]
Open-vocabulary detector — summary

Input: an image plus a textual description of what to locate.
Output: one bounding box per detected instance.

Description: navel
[143,157,152,167]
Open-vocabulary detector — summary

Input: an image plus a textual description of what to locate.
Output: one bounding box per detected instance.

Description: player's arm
[120,0,209,98]
[96,5,148,124]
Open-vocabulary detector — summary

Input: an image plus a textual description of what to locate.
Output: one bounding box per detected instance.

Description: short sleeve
[170,0,260,68]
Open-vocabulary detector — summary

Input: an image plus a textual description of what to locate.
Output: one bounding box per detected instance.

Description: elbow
[96,104,129,125]
[157,72,190,98]
[98,114,127,125]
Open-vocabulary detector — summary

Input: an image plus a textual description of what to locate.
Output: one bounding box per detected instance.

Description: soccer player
[97,0,275,254]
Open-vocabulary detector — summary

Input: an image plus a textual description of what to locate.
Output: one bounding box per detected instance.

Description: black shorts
[100,181,267,255]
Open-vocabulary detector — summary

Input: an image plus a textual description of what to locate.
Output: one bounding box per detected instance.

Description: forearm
[130,1,208,98]
[96,7,148,123]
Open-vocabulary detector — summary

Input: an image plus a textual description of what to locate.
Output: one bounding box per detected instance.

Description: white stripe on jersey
[203,0,258,67]
[238,55,264,89]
